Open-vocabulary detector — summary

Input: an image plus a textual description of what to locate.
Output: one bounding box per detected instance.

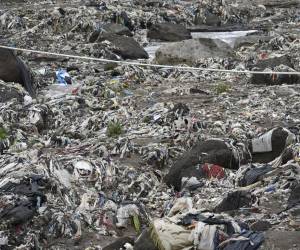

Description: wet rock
[164,140,240,191]
[0,48,35,97]
[214,190,252,212]
[250,127,295,164]
[250,220,272,231]
[102,23,133,37]
[155,38,234,65]
[147,23,191,42]
[96,33,149,60]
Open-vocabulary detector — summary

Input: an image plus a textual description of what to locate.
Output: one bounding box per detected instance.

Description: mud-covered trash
[287,183,300,210]
[250,127,296,163]
[116,204,140,228]
[218,231,264,250]
[164,139,248,191]
[214,190,253,212]
[238,164,273,186]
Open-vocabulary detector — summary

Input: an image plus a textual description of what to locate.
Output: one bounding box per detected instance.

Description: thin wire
[1,44,300,75]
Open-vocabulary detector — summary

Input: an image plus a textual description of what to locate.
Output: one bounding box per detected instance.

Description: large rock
[0,48,35,97]
[155,38,234,65]
[147,23,191,42]
[250,55,300,85]
[164,140,241,191]
[102,23,132,36]
[91,33,149,60]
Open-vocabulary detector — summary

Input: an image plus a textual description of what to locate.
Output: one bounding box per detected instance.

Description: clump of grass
[104,62,118,71]
[0,127,7,140]
[214,82,230,94]
[107,121,124,137]
[142,116,151,123]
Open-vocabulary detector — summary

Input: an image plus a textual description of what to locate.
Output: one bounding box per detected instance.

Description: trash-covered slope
[0,0,300,249]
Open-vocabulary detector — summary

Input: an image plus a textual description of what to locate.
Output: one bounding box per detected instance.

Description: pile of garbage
[0,0,300,249]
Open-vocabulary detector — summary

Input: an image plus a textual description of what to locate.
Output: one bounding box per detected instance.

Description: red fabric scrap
[202,163,226,179]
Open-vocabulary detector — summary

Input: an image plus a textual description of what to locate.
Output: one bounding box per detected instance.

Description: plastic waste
[56,69,72,85]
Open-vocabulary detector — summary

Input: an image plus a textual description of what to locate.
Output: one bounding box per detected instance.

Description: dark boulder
[91,33,149,60]
[147,23,191,42]
[250,55,300,85]
[164,139,241,191]
[0,48,35,97]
